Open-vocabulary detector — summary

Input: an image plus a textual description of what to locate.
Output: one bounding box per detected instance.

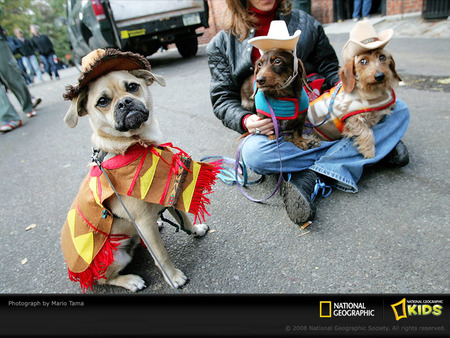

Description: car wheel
[175,34,198,58]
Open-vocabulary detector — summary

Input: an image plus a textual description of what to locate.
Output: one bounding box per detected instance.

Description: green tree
[1,0,71,63]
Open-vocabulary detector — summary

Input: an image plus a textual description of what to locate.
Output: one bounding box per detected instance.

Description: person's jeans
[40,54,59,79]
[22,55,44,82]
[241,99,410,193]
[352,0,372,18]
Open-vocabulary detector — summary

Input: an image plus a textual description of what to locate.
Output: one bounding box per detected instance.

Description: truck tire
[175,34,198,58]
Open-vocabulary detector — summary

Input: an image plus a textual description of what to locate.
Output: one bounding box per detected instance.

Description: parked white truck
[66,0,209,66]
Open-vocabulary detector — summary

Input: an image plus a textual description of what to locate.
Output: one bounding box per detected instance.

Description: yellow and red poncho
[61,143,221,291]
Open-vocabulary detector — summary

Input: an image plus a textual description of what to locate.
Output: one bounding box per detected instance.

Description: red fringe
[67,234,128,293]
[189,161,222,224]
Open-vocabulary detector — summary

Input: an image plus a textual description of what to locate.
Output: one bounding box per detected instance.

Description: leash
[233,96,284,203]
[305,82,342,130]
[91,148,181,292]
[200,155,263,186]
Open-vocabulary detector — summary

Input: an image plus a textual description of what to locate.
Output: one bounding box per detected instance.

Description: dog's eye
[274,58,282,65]
[96,97,111,107]
[379,54,386,61]
[257,61,262,68]
[359,58,368,65]
[127,82,140,93]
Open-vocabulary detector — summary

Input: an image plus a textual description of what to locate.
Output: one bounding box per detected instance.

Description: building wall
[195,0,424,47]
[386,0,423,15]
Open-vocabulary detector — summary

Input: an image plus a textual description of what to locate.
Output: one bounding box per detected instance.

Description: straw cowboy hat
[63,48,151,100]
[248,20,301,52]
[342,20,394,62]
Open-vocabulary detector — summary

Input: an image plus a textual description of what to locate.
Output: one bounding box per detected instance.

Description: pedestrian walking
[29,24,59,80]
[14,28,44,82]
[0,20,41,132]
[352,0,372,21]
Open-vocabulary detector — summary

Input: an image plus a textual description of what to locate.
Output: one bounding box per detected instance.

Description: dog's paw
[192,223,209,237]
[108,274,146,292]
[359,145,375,159]
[307,139,321,149]
[165,269,189,289]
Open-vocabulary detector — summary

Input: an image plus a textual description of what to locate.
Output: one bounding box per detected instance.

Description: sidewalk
[324,14,450,38]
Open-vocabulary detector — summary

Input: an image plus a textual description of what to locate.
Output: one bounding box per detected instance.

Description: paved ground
[0,16,449,296]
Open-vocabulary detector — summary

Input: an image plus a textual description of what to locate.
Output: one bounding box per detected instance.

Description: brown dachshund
[339,48,402,158]
[241,49,318,150]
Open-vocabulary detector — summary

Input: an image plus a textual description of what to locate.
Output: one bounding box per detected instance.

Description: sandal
[0,120,23,132]
[26,110,37,118]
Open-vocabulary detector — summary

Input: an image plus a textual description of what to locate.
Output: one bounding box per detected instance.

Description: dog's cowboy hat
[248,20,301,52]
[63,48,152,100]
[342,20,393,62]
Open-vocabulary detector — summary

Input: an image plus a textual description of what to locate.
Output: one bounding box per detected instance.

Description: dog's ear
[297,58,311,92]
[339,59,356,93]
[64,89,88,128]
[389,56,402,82]
[129,69,166,87]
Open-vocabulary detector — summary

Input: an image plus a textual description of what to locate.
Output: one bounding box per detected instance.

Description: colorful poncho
[61,143,221,291]
[306,84,396,141]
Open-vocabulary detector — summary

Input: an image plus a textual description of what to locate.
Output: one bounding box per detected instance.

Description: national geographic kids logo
[390,298,443,321]
[319,301,376,318]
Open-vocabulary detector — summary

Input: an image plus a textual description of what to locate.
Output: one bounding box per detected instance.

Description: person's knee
[241,136,269,173]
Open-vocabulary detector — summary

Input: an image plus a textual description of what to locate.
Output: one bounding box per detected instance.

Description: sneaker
[32,97,42,109]
[353,17,359,22]
[1,120,23,132]
[26,110,37,118]
[281,169,332,225]
[379,140,409,168]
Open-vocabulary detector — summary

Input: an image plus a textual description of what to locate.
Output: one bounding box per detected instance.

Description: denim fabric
[240,99,410,193]
[352,0,372,19]
[40,54,59,78]
[22,55,43,82]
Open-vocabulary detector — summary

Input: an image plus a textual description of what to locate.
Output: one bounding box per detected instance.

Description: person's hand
[244,114,274,135]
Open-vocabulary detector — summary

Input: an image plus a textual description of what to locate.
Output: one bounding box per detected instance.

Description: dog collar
[254,83,309,120]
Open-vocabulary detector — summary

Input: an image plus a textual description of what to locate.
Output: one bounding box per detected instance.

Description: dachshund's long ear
[298,58,311,92]
[249,63,259,99]
[339,59,356,93]
[389,55,402,82]
[64,89,88,128]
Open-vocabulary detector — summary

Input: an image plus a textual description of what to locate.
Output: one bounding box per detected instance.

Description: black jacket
[206,10,340,134]
[31,34,54,56]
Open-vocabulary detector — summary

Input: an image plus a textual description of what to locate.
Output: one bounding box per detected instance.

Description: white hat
[342,20,394,62]
[248,20,301,52]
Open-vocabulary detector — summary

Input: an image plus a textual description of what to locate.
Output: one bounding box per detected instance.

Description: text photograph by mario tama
[0,294,448,336]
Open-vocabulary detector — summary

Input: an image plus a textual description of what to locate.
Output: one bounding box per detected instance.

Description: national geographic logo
[320,301,376,318]
[390,298,443,321]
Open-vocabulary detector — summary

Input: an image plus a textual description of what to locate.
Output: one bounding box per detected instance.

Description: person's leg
[362,0,372,17]
[310,99,410,193]
[40,55,51,78]
[0,40,34,115]
[30,55,44,82]
[352,0,362,19]
[0,86,23,131]
[48,54,60,79]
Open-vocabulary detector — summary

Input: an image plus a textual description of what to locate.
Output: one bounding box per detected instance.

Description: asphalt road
[1,33,449,296]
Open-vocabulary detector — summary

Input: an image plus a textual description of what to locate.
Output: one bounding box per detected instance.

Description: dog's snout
[117,98,133,110]
[374,72,385,83]
[256,76,266,86]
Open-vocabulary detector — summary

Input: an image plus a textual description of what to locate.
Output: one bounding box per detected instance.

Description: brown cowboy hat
[342,20,394,62]
[63,48,151,100]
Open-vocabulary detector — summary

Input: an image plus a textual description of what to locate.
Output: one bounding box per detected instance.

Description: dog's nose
[117,98,133,110]
[256,76,266,86]
[374,72,385,83]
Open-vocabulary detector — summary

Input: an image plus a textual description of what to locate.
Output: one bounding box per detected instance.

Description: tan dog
[339,48,401,158]
[307,20,402,158]
[62,50,213,292]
